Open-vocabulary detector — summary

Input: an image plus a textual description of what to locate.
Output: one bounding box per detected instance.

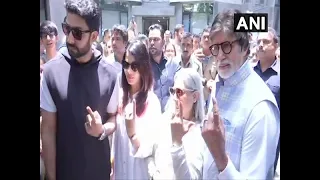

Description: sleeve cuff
[218,156,237,180]
[171,144,184,156]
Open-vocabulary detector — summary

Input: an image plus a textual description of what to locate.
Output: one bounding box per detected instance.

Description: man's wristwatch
[98,126,108,141]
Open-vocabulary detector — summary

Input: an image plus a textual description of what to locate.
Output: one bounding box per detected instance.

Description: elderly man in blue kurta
[203,9,280,180]
[170,9,280,180]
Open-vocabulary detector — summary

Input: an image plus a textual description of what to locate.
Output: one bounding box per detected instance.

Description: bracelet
[98,126,107,141]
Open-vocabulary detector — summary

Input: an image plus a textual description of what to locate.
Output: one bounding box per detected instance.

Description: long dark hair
[122,40,153,117]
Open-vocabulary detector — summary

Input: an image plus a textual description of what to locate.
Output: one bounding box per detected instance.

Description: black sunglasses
[61,22,91,41]
[122,61,140,72]
[209,39,239,56]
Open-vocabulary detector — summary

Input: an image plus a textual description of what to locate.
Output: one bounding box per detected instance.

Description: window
[120,12,128,27]
[258,0,265,5]
[182,3,213,34]
[100,1,129,29]
[183,14,191,32]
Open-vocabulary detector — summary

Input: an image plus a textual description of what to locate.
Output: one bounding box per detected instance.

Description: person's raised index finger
[211,97,220,126]
[86,106,95,120]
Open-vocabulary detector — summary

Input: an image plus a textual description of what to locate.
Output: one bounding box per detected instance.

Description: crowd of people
[40,0,280,180]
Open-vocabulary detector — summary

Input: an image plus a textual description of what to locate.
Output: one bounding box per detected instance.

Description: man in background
[148,24,180,112]
[173,24,184,55]
[105,24,128,73]
[254,27,280,172]
[40,20,59,63]
[41,1,119,179]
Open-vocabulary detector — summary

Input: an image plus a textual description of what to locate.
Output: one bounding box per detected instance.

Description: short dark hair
[182,32,193,42]
[65,0,101,32]
[103,29,111,37]
[202,26,211,34]
[137,34,149,47]
[174,24,184,33]
[122,40,153,117]
[40,20,58,38]
[210,9,250,52]
[111,24,128,42]
[193,34,201,39]
[148,24,164,39]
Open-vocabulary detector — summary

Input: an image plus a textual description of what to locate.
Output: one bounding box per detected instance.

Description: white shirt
[150,113,206,180]
[203,101,280,180]
[112,91,162,179]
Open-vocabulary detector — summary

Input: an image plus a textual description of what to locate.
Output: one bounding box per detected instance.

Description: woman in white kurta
[148,68,207,180]
[111,40,161,179]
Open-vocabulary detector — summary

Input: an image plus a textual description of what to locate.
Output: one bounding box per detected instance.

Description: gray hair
[267,27,279,44]
[165,68,205,123]
[210,9,250,53]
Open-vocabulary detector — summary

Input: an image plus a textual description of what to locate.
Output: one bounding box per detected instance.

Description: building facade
[40,0,214,41]
[213,0,280,37]
[40,0,279,45]
[100,0,214,35]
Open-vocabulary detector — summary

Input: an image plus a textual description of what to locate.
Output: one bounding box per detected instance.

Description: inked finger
[86,106,95,121]
[206,112,215,128]
[211,97,220,126]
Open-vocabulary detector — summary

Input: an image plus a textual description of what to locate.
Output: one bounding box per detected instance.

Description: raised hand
[201,97,227,171]
[171,99,194,146]
[85,106,103,137]
[125,99,137,138]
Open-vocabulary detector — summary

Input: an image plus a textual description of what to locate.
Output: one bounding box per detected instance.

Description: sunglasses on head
[61,22,91,41]
[122,61,140,72]
[169,87,195,98]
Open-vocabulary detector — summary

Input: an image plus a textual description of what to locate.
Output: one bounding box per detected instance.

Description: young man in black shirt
[40,0,119,179]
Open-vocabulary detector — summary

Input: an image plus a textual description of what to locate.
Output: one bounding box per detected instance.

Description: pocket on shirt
[222,118,242,144]
[222,118,235,133]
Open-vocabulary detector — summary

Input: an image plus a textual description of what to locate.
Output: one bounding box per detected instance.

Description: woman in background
[164,42,177,60]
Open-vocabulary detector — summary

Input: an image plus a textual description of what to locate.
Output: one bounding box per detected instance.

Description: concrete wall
[47,0,67,47]
[213,1,279,36]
